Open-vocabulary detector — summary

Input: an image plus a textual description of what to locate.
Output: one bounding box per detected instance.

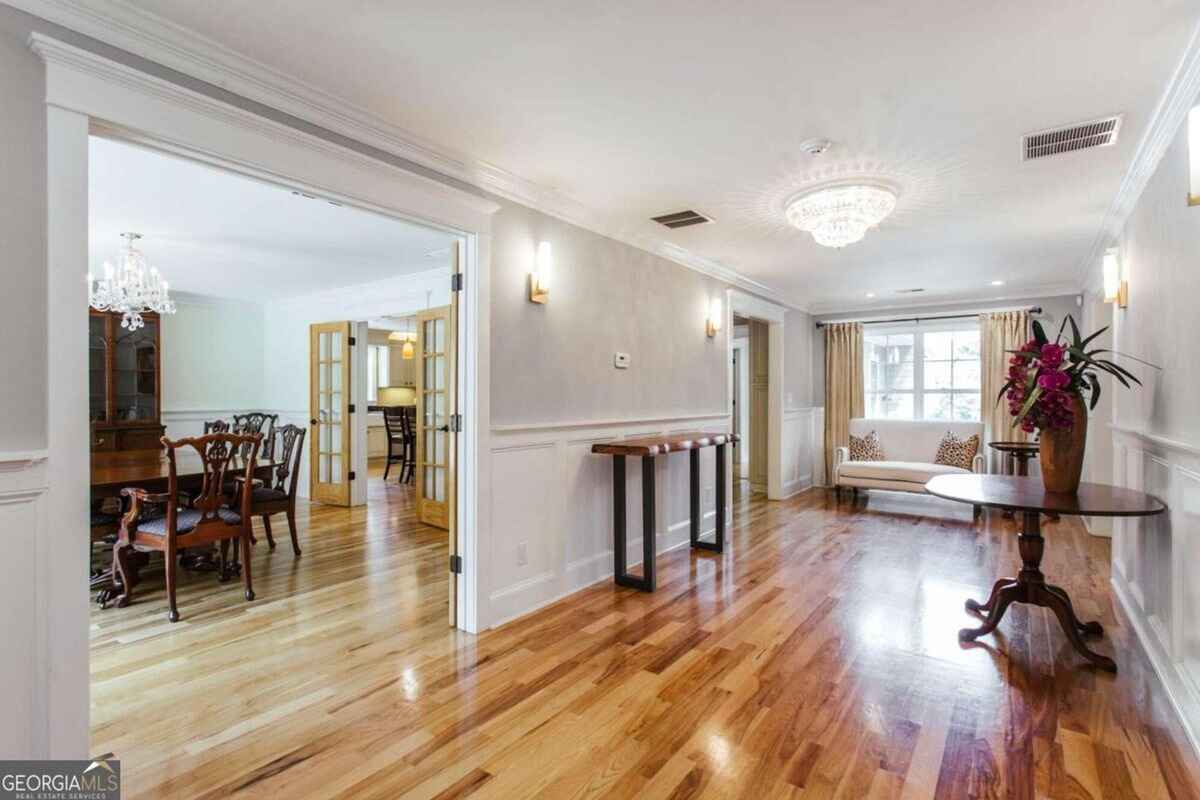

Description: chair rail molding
[11,0,799,308]
[1078,17,1200,286]
[1109,424,1200,759]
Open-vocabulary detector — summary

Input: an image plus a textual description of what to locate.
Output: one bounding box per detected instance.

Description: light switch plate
[614,352,631,369]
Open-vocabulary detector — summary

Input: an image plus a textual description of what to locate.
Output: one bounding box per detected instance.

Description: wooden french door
[416,244,460,625]
[310,321,353,506]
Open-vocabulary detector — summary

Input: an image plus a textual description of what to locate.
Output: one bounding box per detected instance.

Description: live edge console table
[591,431,737,592]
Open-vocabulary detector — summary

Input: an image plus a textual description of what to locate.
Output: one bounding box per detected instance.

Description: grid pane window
[862,325,981,421]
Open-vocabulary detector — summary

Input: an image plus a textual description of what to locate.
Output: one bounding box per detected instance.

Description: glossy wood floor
[91,479,1200,799]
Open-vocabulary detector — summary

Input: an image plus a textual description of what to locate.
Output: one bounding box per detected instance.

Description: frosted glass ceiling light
[785,183,897,248]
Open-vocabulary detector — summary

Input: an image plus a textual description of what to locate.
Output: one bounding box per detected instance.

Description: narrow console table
[592,431,737,592]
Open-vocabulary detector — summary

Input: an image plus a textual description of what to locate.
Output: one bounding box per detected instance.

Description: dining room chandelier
[785,183,897,248]
[88,232,176,330]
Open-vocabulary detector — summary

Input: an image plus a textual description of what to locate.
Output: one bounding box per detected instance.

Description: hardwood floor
[90,483,1200,799]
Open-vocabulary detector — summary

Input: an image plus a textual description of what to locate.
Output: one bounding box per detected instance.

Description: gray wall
[1112,117,1200,442]
[0,8,47,451]
[810,294,1082,403]
[783,308,814,408]
[489,202,730,425]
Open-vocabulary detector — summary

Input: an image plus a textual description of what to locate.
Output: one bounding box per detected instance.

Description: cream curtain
[823,322,864,483]
[979,310,1030,472]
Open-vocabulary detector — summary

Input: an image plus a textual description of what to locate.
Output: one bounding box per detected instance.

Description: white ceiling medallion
[785,182,898,249]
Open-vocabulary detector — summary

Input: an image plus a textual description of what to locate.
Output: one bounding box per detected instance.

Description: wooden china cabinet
[89,309,165,452]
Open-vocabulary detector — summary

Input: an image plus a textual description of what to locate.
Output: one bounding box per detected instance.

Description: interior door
[415,246,460,625]
[310,321,352,506]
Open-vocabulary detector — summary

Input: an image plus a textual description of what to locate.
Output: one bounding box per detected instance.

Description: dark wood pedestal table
[988,440,1049,519]
[926,474,1166,672]
[592,432,737,592]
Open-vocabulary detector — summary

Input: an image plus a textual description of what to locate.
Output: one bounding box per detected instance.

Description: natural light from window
[864,325,981,421]
[367,344,389,403]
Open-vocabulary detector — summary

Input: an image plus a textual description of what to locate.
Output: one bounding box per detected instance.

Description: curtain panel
[979,310,1030,472]
[823,322,864,483]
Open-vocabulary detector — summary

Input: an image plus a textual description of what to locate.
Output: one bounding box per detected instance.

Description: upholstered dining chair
[110,431,261,622]
[241,424,306,556]
[232,412,279,459]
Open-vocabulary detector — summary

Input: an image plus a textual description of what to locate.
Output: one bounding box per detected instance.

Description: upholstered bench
[833,418,985,511]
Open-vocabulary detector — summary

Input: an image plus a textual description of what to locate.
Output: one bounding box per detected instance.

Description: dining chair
[382,407,407,482]
[399,406,416,484]
[203,419,230,434]
[242,424,307,556]
[110,431,261,622]
[232,412,279,459]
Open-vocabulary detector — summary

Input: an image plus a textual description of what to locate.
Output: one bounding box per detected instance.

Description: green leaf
[1031,320,1048,346]
[1078,326,1109,350]
[1013,385,1043,425]
[1067,315,1082,348]
[1087,373,1101,411]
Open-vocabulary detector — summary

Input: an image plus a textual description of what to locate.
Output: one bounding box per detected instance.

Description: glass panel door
[415,306,453,530]
[310,321,352,505]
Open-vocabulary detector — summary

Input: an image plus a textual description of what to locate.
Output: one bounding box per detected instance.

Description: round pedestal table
[925,474,1166,672]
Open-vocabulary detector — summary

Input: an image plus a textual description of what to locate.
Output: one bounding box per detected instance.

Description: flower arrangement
[998,315,1140,433]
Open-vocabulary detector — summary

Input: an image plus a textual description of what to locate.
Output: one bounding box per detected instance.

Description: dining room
[85,133,463,760]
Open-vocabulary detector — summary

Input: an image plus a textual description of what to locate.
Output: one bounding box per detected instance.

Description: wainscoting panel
[487,414,732,627]
[0,451,48,758]
[782,408,816,497]
[1110,426,1200,757]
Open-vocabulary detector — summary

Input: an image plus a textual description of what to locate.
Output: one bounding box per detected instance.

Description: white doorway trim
[33,33,498,756]
[727,290,786,500]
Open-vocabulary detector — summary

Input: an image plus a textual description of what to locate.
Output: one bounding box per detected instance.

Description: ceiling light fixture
[87,232,176,330]
[991,280,1005,286]
[785,183,897,248]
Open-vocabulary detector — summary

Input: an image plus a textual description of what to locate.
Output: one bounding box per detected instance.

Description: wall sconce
[706,296,723,338]
[529,241,551,304]
[1102,248,1128,308]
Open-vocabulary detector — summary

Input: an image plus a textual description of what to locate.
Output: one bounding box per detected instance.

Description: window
[863,325,980,421]
[367,344,390,403]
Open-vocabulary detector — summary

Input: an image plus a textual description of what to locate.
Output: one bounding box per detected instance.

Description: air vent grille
[651,210,712,229]
[1023,116,1121,161]
[895,288,925,294]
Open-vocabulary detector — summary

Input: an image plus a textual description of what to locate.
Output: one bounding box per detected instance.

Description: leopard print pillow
[848,430,884,461]
[934,431,979,471]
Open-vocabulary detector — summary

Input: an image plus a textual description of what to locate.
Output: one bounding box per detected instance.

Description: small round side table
[988,441,1057,520]
[926,474,1166,672]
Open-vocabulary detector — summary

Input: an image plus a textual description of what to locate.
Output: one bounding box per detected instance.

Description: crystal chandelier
[88,233,177,330]
[785,183,897,248]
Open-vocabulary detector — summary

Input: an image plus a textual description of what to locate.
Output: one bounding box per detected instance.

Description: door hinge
[348,335,356,346]
[348,403,356,413]
[449,413,463,433]
[451,273,463,292]
[348,470,356,481]
[449,554,463,574]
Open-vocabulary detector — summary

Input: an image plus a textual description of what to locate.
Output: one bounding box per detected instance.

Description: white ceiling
[88,137,456,300]
[109,0,1199,312]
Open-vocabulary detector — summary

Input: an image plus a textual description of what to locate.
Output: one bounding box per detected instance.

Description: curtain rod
[815,305,1042,328]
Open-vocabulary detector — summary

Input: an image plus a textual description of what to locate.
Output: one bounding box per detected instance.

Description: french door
[309,321,352,506]
[416,244,460,624]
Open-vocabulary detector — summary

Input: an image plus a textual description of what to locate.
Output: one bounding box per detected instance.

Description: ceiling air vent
[896,288,925,294]
[1022,116,1121,161]
[651,210,712,229]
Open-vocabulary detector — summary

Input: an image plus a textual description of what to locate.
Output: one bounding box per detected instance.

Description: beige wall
[489,201,731,425]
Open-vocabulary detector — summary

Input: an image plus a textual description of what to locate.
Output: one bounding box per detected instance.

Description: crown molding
[808,282,1082,317]
[9,0,802,309]
[1077,17,1200,282]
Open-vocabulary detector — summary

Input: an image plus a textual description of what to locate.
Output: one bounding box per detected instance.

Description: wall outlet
[614,352,630,369]
[517,541,528,566]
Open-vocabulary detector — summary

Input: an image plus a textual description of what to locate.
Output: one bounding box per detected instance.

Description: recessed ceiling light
[991,280,1005,286]
[866,292,876,298]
